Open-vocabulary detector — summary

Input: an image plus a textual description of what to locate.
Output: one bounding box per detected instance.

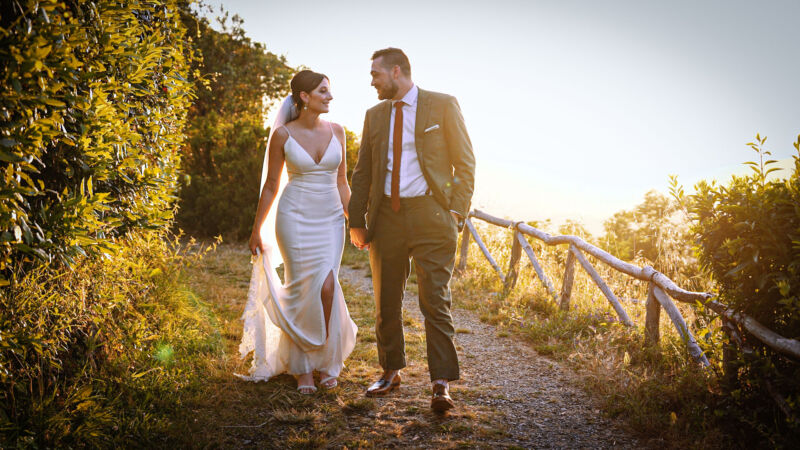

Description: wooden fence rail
[457,209,800,366]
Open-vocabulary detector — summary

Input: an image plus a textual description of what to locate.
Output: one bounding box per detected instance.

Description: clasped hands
[349,227,369,250]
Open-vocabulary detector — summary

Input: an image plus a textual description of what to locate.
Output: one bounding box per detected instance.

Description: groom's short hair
[372,48,411,77]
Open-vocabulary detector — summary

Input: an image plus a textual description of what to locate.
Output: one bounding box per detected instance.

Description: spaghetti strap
[282,125,292,138]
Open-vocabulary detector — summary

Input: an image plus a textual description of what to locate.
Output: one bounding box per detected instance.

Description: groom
[349,48,475,412]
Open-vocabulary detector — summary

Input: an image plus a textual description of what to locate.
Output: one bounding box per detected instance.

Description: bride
[238,70,357,394]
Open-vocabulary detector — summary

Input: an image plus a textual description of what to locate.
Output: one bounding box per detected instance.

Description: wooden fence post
[559,246,577,311]
[465,218,505,282]
[651,285,710,366]
[504,231,522,294]
[516,232,559,301]
[645,282,661,346]
[456,223,470,273]
[570,246,634,327]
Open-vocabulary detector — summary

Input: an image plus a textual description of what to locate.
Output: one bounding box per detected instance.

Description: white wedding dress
[238,125,357,381]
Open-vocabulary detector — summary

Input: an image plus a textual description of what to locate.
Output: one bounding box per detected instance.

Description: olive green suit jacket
[349,88,475,241]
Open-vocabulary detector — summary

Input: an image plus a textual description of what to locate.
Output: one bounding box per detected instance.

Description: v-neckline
[289,133,337,166]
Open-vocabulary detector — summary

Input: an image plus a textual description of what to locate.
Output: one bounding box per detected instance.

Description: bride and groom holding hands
[239,48,475,413]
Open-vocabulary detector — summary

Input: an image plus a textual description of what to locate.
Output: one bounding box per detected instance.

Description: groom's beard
[377,80,399,100]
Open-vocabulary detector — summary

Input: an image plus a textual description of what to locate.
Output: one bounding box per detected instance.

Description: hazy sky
[203,0,799,233]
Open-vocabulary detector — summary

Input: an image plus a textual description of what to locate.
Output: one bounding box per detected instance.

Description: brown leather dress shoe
[365,372,401,397]
[431,382,455,413]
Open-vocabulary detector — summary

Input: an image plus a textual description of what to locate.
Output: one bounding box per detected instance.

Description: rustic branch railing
[457,209,800,366]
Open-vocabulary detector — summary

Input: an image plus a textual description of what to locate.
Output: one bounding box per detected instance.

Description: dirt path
[182,245,640,448]
[339,263,638,449]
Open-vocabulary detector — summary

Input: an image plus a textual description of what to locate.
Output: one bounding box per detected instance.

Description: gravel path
[340,263,640,449]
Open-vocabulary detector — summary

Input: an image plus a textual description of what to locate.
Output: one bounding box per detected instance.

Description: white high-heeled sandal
[319,376,338,389]
[297,384,317,395]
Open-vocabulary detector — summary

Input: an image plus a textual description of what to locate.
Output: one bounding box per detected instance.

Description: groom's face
[370,57,399,100]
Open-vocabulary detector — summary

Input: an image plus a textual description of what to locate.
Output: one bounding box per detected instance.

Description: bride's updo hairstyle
[291,69,328,113]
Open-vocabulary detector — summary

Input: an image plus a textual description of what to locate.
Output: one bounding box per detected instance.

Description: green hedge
[0,1,216,446]
[0,0,195,280]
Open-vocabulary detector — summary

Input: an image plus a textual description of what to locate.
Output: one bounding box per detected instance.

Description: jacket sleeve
[443,96,475,218]
[347,112,372,228]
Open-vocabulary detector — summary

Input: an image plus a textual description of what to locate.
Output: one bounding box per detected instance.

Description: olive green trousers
[368,195,460,381]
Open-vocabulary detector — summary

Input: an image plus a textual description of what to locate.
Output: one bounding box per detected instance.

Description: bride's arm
[248,128,288,255]
[333,123,351,220]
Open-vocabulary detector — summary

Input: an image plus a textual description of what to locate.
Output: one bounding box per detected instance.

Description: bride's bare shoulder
[329,121,344,134]
[268,126,290,154]
[328,122,345,141]
[272,125,290,142]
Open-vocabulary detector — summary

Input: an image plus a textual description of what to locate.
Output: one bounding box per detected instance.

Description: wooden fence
[456,209,800,369]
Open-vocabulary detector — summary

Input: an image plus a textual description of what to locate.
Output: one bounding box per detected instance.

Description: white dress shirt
[384,84,430,197]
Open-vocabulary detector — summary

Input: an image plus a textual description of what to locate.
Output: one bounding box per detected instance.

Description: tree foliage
[176,9,293,239]
[601,190,703,291]
[343,126,359,181]
[0,0,196,282]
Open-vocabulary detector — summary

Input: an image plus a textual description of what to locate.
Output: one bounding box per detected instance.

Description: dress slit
[320,268,336,337]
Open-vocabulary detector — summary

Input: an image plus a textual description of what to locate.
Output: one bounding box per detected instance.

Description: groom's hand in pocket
[349,227,369,250]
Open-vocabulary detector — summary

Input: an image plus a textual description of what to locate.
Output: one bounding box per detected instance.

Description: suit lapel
[414,88,431,157]
[375,100,391,178]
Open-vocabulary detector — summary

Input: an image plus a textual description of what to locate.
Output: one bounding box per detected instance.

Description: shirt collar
[393,84,418,107]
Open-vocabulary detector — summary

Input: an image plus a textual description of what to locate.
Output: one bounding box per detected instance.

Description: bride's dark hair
[290,70,328,113]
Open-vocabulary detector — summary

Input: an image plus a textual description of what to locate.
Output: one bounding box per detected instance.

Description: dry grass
[451,221,731,448]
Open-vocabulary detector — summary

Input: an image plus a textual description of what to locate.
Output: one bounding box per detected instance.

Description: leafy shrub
[0,0,195,281]
[677,134,800,444]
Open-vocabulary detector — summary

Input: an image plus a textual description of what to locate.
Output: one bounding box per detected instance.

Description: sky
[203,0,800,234]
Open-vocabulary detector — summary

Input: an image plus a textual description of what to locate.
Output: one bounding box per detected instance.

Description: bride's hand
[248,231,264,256]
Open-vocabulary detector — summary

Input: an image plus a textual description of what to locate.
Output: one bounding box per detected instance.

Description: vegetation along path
[180,243,639,448]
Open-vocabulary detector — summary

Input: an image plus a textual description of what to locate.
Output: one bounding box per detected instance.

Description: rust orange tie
[391,101,405,212]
